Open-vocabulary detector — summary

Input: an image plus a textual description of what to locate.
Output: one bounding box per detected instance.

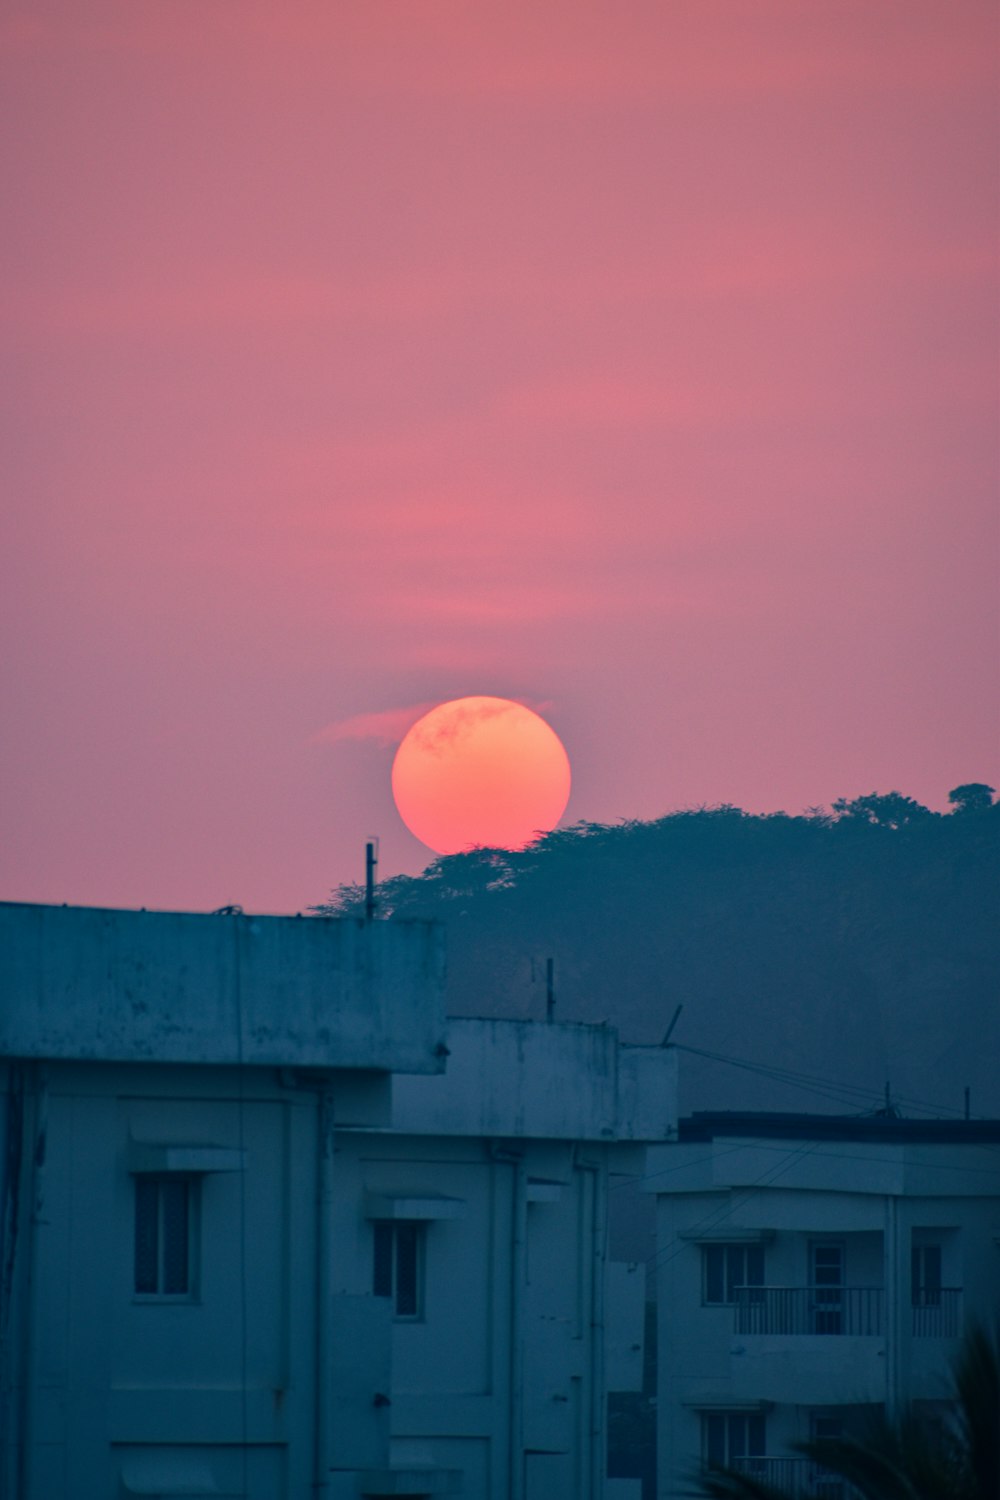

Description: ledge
[358,1469,462,1496]
[363,1192,466,1222]
[127,1141,246,1174]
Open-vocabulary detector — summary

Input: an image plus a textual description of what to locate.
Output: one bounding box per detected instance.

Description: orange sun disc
[391,696,571,855]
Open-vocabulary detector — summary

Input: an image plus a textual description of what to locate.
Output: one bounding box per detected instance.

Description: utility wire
[645,1139,823,1274]
[671,1042,993,1120]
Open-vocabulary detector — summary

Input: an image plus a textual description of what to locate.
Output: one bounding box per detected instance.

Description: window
[810,1242,844,1334]
[373,1220,423,1318]
[703,1244,765,1304]
[702,1412,766,1470]
[134,1176,193,1297]
[810,1414,846,1498]
[912,1244,942,1307]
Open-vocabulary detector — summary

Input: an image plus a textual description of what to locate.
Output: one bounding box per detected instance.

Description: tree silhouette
[948,784,996,815]
[831,791,936,829]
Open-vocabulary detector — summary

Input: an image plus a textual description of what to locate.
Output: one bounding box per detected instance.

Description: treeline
[315,787,1000,1118]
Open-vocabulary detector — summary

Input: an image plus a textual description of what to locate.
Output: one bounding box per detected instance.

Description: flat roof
[680,1110,1000,1144]
[0,900,447,1073]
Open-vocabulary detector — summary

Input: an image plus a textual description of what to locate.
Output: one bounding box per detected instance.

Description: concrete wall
[1,1062,326,1499]
[391,1020,677,1142]
[334,1129,626,1499]
[0,903,446,1073]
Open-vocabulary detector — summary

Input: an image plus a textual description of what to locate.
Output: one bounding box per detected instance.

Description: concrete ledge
[358,1470,462,1496]
[363,1193,467,1221]
[127,1142,246,1174]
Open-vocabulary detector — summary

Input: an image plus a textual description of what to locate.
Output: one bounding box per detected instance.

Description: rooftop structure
[0,900,447,1072]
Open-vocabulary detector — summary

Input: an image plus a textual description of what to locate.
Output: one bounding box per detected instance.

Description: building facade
[644,1112,1000,1499]
[0,901,674,1500]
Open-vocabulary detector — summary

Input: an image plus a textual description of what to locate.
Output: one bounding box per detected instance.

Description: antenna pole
[662,1004,684,1046]
[365,841,377,921]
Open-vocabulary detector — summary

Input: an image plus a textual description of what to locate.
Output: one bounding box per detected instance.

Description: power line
[672,1042,991,1120]
[645,1140,823,1274]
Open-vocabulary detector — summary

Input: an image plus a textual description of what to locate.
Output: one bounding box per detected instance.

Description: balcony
[734,1287,884,1337]
[912,1287,961,1338]
[733,1286,962,1338]
[734,1456,849,1497]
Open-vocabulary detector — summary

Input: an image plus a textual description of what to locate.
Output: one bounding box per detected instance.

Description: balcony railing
[734,1285,963,1337]
[912,1287,961,1338]
[734,1456,850,1497]
[734,1286,884,1336]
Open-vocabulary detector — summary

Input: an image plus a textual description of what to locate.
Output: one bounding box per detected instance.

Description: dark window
[134,1176,191,1296]
[703,1412,766,1469]
[912,1245,942,1307]
[810,1243,844,1334]
[703,1244,765,1304]
[372,1221,422,1318]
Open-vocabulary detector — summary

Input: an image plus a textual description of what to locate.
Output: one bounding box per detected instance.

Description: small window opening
[134,1176,192,1296]
[373,1220,423,1318]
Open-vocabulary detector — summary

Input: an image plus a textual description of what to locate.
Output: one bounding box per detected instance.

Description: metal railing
[912,1287,961,1338]
[734,1286,884,1336]
[733,1456,850,1497]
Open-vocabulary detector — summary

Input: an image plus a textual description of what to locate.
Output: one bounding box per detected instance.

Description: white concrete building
[338,1018,675,1500]
[0,901,675,1500]
[644,1111,1000,1499]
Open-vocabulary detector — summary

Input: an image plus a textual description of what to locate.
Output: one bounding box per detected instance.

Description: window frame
[132,1173,198,1303]
[911,1243,943,1308]
[702,1243,766,1306]
[372,1218,425,1321]
[702,1411,767,1470]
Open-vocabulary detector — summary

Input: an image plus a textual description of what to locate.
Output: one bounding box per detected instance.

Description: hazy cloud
[311,703,438,749]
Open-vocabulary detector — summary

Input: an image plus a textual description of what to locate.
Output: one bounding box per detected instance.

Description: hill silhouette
[315,789,1000,1120]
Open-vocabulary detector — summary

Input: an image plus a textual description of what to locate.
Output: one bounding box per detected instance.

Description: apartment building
[643,1111,1000,1499]
[0,900,673,1500]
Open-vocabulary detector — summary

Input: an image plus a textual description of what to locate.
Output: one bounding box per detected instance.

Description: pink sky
[2,1,997,914]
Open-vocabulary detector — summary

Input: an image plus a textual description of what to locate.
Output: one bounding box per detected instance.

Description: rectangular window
[809,1414,847,1497]
[810,1242,844,1334]
[134,1176,192,1297]
[373,1220,423,1319]
[703,1244,765,1304]
[912,1244,942,1307]
[810,1413,845,1442]
[702,1412,766,1469]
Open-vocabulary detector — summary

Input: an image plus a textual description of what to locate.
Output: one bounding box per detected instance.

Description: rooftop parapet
[390,1017,678,1141]
[0,902,447,1073]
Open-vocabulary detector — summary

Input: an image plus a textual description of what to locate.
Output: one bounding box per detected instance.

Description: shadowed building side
[0,901,675,1500]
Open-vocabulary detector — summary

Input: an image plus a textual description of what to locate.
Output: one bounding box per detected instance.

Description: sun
[391,696,571,855]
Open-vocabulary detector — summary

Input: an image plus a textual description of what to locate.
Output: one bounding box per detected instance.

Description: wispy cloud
[312,693,557,750]
[310,702,438,749]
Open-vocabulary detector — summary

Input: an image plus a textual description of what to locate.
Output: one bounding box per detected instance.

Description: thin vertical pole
[365,842,377,921]
[545,958,555,1022]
